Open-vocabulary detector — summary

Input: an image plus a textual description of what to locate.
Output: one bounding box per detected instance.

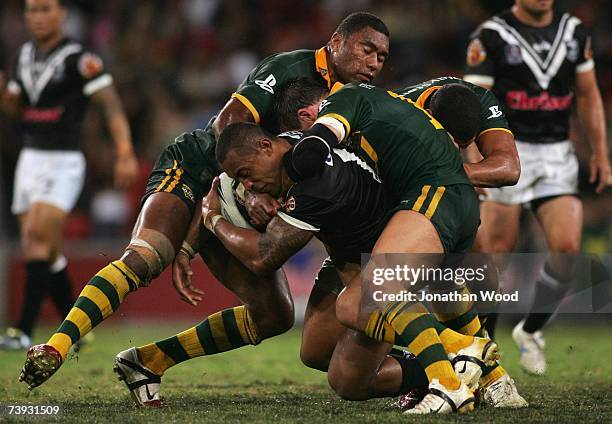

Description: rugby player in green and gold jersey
[273,77,524,410]
[20,12,390,398]
[274,81,503,413]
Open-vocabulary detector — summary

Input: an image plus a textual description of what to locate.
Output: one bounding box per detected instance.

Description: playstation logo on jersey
[319,99,330,112]
[504,44,523,65]
[255,74,276,94]
[325,153,333,166]
[487,106,503,119]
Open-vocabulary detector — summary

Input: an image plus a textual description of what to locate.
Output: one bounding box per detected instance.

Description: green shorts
[395,183,480,253]
[313,257,345,296]
[143,129,221,213]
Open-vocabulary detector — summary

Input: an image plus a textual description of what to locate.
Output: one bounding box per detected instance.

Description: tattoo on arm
[258,217,313,270]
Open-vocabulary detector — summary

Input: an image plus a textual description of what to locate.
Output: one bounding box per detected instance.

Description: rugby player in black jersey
[0,0,138,350]
[18,12,391,398]
[465,0,609,375]
[198,75,512,413]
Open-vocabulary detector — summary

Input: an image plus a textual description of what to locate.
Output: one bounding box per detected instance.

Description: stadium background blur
[0,0,610,327]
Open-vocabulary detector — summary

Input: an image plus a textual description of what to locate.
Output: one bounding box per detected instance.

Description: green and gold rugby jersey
[395,76,513,140]
[144,47,334,212]
[232,47,333,132]
[317,83,471,201]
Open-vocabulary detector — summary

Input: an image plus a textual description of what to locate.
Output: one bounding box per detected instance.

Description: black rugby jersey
[276,132,393,264]
[465,10,593,143]
[8,38,112,150]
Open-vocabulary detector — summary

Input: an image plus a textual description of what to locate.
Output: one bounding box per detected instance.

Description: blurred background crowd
[0,0,611,252]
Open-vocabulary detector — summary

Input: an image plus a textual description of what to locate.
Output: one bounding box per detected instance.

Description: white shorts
[486,140,578,205]
[11,147,86,215]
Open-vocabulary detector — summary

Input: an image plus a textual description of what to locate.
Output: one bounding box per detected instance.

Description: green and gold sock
[136,305,260,375]
[48,260,139,359]
[377,302,461,390]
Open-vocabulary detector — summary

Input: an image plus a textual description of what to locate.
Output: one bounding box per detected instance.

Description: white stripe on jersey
[332,148,381,183]
[277,211,320,232]
[481,14,583,90]
[19,41,83,104]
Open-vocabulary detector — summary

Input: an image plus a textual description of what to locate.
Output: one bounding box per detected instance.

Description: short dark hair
[273,78,328,132]
[216,122,274,164]
[335,12,390,39]
[430,84,480,144]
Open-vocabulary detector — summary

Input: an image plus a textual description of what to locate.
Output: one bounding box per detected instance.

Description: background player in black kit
[465,0,609,375]
[0,0,138,350]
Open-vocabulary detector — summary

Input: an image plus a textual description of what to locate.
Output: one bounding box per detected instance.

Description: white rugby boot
[512,320,546,375]
[483,374,528,408]
[404,379,475,414]
[113,347,163,407]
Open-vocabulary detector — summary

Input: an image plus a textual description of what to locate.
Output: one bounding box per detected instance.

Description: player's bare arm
[575,69,610,193]
[201,178,313,275]
[212,97,256,139]
[464,129,520,187]
[91,85,138,189]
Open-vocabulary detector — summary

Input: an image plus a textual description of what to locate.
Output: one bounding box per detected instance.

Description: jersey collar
[315,47,332,89]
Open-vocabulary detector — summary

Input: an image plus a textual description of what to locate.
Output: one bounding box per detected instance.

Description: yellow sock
[49,260,138,359]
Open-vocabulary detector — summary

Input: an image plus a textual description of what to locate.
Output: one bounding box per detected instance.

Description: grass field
[0,321,610,423]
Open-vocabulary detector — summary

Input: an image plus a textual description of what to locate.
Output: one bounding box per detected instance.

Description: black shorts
[313,257,345,296]
[142,129,221,213]
[396,183,480,253]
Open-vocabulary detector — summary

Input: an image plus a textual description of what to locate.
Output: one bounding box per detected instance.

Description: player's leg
[513,195,582,375]
[0,204,67,351]
[20,140,203,389]
[301,260,429,401]
[128,234,294,379]
[300,261,346,371]
[46,192,191,359]
[1,149,84,350]
[512,140,581,374]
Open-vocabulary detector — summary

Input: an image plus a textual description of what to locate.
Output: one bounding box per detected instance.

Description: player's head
[329,12,390,84]
[217,123,291,197]
[274,78,329,132]
[515,0,554,17]
[429,84,481,147]
[24,0,67,42]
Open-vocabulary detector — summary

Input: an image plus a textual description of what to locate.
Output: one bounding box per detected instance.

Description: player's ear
[297,107,316,130]
[258,137,273,153]
[330,32,342,53]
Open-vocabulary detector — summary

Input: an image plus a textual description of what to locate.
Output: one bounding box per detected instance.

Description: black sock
[49,264,75,318]
[482,313,499,339]
[523,265,571,334]
[389,349,429,394]
[16,260,51,336]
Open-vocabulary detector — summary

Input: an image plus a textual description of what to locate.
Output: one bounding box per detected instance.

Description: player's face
[516,0,554,15]
[223,141,285,197]
[25,0,66,42]
[330,27,389,84]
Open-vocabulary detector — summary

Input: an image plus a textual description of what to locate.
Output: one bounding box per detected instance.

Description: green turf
[0,322,610,423]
